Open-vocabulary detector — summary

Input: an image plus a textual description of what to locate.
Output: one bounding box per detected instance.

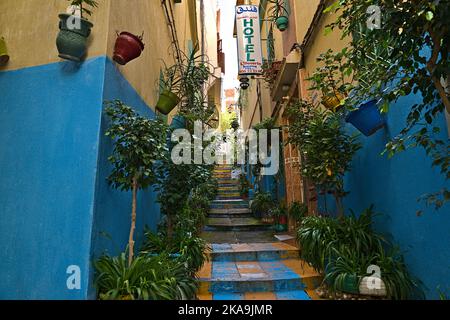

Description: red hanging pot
[113,31,144,65]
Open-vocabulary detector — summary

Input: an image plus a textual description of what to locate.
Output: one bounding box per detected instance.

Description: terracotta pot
[113,32,145,65]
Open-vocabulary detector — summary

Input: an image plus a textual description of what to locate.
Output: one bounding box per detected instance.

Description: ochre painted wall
[0,0,110,71]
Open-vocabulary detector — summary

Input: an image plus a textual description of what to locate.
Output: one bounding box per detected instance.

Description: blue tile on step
[276,290,311,300]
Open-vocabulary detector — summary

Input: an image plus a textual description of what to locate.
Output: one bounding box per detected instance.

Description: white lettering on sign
[236,5,263,75]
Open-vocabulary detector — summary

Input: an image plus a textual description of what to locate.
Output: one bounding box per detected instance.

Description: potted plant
[262,60,283,87]
[308,49,352,112]
[105,100,168,266]
[289,201,308,225]
[0,36,9,66]
[156,63,182,115]
[56,0,98,62]
[113,31,145,65]
[239,173,250,200]
[251,191,275,218]
[267,0,289,31]
[286,101,361,217]
[271,204,288,232]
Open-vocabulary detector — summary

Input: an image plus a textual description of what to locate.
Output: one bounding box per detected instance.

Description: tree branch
[427,30,450,114]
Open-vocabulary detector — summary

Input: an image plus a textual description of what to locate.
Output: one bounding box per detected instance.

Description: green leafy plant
[287,101,361,216]
[325,0,450,210]
[239,173,251,198]
[307,48,353,110]
[250,192,275,215]
[68,0,99,19]
[94,252,197,300]
[105,100,168,265]
[267,0,288,21]
[289,202,308,223]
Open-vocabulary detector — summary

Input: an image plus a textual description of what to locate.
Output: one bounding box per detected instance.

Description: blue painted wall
[0,57,161,299]
[88,59,161,297]
[340,92,450,299]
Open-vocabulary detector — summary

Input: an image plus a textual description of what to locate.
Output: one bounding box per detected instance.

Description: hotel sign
[236,5,263,75]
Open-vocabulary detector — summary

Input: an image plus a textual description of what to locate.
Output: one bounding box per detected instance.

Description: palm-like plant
[94,253,198,300]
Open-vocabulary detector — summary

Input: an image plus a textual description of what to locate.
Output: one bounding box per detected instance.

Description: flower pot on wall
[275,16,289,31]
[113,32,145,65]
[0,37,10,66]
[56,14,93,62]
[156,90,180,115]
[345,99,386,136]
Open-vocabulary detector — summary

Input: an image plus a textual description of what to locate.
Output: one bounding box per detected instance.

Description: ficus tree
[325,0,450,211]
[105,100,169,266]
[287,100,361,216]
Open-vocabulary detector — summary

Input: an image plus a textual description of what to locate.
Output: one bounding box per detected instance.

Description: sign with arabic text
[236,5,263,75]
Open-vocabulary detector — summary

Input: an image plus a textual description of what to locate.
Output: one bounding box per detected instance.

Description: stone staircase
[198,165,322,300]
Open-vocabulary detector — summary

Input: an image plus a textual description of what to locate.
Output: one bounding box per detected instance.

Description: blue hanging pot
[345,99,386,136]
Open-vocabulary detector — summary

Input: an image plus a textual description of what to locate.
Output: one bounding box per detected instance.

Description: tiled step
[198,290,313,300]
[210,199,249,209]
[204,217,271,232]
[217,187,240,192]
[209,208,252,215]
[201,230,276,244]
[198,259,321,294]
[209,243,299,262]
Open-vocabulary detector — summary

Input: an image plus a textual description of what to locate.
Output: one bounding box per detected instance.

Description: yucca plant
[94,252,197,300]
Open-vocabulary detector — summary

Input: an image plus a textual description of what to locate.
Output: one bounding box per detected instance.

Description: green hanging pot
[0,37,9,66]
[276,16,289,31]
[156,90,180,115]
[56,14,93,62]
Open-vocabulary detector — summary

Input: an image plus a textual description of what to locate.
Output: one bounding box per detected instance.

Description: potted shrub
[308,49,352,112]
[0,36,9,66]
[271,205,288,232]
[289,201,308,226]
[267,0,289,31]
[56,0,98,62]
[239,173,250,200]
[251,191,275,219]
[113,31,145,65]
[286,101,361,217]
[105,100,168,266]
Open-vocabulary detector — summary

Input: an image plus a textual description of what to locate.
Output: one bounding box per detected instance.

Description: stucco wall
[0,0,110,71]
[0,57,107,299]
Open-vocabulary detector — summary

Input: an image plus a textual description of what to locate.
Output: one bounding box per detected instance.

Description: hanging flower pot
[56,14,93,62]
[0,37,10,66]
[113,32,145,65]
[322,91,345,111]
[345,99,386,136]
[275,16,289,31]
[156,90,180,115]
